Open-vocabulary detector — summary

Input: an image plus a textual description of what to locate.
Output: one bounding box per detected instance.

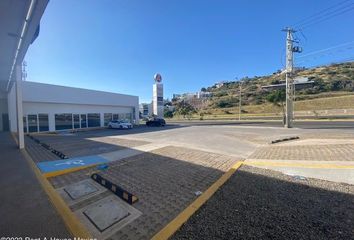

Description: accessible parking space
[48,146,239,239]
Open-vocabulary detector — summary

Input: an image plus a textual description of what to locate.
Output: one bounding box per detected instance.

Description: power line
[293,0,352,27]
[298,5,354,30]
[293,0,354,28]
[297,40,354,59]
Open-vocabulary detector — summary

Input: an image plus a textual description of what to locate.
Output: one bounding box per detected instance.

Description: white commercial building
[7,81,139,133]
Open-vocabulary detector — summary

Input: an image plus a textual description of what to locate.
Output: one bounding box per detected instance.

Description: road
[167,120,354,129]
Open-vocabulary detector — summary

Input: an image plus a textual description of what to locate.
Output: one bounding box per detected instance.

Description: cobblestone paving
[27,133,149,162]
[50,146,238,239]
[249,143,354,161]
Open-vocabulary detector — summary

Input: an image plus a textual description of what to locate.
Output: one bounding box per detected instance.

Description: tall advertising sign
[153,73,163,118]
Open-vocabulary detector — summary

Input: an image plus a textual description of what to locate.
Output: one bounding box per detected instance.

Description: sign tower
[152,73,163,118]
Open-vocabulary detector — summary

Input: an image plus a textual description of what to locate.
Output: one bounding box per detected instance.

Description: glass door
[73,114,80,129]
[28,114,38,133]
[80,114,87,128]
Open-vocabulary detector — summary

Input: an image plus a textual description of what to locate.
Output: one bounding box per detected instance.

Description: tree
[175,100,196,119]
[164,109,174,118]
[201,87,207,92]
[266,90,286,123]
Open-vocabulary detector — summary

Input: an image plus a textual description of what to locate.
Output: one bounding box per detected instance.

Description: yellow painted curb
[11,134,92,238]
[11,132,18,145]
[244,161,354,169]
[43,164,99,178]
[151,161,243,240]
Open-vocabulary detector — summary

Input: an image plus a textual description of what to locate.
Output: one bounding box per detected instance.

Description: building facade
[139,102,152,118]
[7,81,139,133]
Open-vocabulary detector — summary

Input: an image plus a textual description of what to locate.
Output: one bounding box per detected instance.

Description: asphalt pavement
[167,120,354,129]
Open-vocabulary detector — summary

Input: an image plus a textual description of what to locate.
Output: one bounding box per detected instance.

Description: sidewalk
[0,132,70,238]
[246,138,354,184]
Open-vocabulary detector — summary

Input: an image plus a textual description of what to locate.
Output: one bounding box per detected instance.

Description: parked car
[108,120,133,129]
[146,118,166,127]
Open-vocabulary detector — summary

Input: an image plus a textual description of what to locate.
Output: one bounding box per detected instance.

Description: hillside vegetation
[200,62,354,115]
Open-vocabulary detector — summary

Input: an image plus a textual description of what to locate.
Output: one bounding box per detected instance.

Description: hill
[168,62,354,119]
[198,62,354,116]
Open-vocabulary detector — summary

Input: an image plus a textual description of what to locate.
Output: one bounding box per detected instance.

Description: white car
[108,120,133,129]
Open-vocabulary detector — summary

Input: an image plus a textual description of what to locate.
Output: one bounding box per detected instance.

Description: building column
[15,65,24,149]
[100,113,104,127]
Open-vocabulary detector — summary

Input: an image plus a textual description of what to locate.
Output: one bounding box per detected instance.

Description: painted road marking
[37,155,109,174]
[55,159,85,166]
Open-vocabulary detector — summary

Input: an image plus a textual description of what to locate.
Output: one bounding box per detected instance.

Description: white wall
[22,81,138,108]
[23,102,135,131]
[8,81,140,132]
[7,83,17,132]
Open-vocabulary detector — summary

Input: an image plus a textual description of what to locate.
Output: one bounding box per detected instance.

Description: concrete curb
[271,136,299,144]
[11,133,92,238]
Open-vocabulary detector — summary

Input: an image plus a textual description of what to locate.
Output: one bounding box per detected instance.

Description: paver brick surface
[50,146,238,239]
[249,143,354,161]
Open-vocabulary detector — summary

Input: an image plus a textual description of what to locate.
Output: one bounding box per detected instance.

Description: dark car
[146,118,166,127]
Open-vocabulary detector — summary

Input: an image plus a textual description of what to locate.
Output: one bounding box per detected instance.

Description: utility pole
[282,27,297,128]
[239,81,242,121]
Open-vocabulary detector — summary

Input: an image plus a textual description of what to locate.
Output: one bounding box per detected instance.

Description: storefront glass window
[55,113,73,130]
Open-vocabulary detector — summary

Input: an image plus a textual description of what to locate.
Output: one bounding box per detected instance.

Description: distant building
[214,81,225,88]
[139,103,152,118]
[261,77,314,91]
[197,91,213,98]
[172,91,212,100]
[172,91,212,109]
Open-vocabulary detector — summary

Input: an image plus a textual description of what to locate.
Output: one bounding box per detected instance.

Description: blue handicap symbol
[37,155,109,174]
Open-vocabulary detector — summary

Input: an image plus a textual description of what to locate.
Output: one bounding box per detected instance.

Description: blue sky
[26,0,354,103]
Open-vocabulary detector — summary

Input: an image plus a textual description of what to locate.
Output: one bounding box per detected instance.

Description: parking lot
[23,122,354,239]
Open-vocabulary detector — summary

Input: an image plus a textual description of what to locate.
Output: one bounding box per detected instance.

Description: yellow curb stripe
[43,164,99,178]
[244,161,354,169]
[151,161,243,240]
[11,134,92,238]
[11,132,19,145]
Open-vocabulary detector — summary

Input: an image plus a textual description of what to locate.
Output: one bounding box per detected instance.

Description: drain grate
[83,197,130,232]
[64,181,99,200]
